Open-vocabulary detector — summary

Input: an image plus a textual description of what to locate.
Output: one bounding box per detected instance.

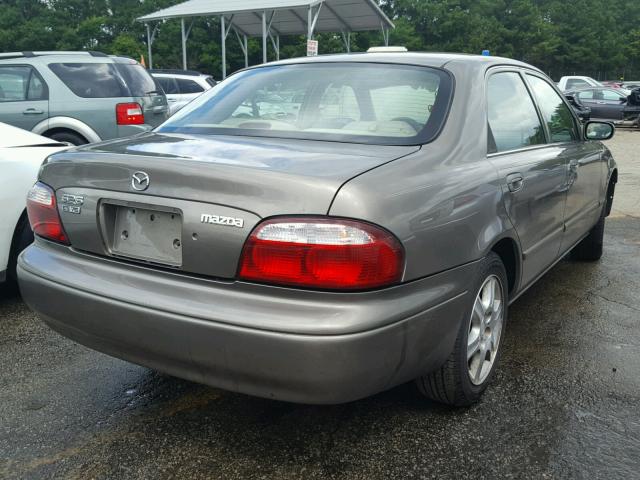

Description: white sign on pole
[307,40,319,57]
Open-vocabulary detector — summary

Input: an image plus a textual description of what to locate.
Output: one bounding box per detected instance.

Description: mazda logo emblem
[131,171,150,191]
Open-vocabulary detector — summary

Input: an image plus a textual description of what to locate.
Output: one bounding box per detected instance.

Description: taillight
[238,218,404,290]
[26,182,69,245]
[116,102,144,125]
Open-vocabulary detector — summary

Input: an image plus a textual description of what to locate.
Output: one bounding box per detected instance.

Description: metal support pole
[221,16,227,79]
[181,18,187,70]
[262,11,267,63]
[276,35,280,61]
[381,25,390,46]
[341,31,351,52]
[244,35,248,67]
[146,23,153,69]
[308,6,312,40]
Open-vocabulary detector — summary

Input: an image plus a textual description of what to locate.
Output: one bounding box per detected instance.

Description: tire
[416,252,508,407]
[48,131,87,146]
[7,214,34,284]
[571,211,605,261]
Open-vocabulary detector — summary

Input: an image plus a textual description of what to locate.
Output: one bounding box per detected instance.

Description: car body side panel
[0,135,67,273]
[32,116,102,143]
[330,61,513,283]
[488,146,567,287]
[561,141,608,251]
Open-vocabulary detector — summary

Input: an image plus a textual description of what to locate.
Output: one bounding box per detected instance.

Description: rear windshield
[114,64,158,97]
[49,62,156,98]
[158,63,452,145]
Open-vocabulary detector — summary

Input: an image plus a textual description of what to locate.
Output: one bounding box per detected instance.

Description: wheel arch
[605,168,618,217]
[32,117,101,144]
[487,235,521,297]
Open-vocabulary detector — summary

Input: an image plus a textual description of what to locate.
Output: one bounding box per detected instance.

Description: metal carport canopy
[137,0,394,78]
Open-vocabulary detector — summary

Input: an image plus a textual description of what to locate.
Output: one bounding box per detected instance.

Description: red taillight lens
[116,102,144,125]
[26,182,69,245]
[238,218,404,290]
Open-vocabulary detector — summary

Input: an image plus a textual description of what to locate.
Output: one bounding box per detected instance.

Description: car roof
[149,69,210,77]
[256,51,542,73]
[0,52,136,64]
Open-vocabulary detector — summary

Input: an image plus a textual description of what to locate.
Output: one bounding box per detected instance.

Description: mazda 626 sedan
[18,52,617,406]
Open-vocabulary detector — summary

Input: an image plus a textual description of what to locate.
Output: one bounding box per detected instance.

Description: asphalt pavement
[1,131,639,480]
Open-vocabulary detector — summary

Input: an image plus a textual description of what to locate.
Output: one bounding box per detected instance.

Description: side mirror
[585,121,614,141]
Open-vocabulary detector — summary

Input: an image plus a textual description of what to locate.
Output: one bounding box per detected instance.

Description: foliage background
[1,0,639,81]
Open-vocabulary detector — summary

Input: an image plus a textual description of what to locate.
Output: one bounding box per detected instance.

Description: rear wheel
[416,252,508,406]
[7,214,34,284]
[48,131,87,146]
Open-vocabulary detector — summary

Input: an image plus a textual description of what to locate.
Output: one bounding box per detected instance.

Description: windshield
[158,63,452,145]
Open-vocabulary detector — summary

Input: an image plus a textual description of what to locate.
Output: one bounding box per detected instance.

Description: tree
[0,0,639,80]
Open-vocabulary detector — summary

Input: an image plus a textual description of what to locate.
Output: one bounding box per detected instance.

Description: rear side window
[49,63,127,98]
[577,90,595,100]
[156,76,178,94]
[177,78,204,94]
[527,75,577,143]
[0,66,47,101]
[487,72,545,153]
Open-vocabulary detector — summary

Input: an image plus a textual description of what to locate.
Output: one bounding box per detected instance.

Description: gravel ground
[0,131,639,480]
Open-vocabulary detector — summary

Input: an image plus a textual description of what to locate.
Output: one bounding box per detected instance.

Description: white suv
[150,69,216,115]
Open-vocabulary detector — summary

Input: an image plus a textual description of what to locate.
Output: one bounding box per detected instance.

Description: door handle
[23,108,44,115]
[596,101,606,104]
[506,173,524,193]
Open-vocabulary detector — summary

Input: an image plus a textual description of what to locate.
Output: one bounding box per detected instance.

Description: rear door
[0,65,49,131]
[486,70,567,288]
[176,77,206,103]
[155,76,181,107]
[576,89,601,116]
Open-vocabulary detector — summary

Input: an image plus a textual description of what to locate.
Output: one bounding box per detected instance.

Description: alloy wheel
[467,275,504,386]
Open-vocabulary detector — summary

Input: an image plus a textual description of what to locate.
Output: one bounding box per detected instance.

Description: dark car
[564,92,591,122]
[568,86,629,120]
[18,52,617,406]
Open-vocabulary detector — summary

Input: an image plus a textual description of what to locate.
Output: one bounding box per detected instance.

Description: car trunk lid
[40,132,418,279]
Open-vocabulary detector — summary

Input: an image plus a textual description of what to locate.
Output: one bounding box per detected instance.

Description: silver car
[0,51,169,145]
[18,52,618,406]
[150,69,216,115]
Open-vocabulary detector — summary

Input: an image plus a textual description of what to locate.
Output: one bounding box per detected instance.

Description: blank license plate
[111,206,183,266]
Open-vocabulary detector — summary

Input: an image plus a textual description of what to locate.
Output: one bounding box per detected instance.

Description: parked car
[601,80,625,89]
[18,52,617,406]
[0,51,169,145]
[567,87,630,120]
[0,122,68,287]
[564,92,591,122]
[557,75,602,91]
[150,69,215,115]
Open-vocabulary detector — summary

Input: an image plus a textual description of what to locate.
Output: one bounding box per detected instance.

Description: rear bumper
[18,240,476,404]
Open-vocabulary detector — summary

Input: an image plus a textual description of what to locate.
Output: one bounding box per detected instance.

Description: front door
[0,65,49,131]
[486,70,568,288]
[525,74,605,253]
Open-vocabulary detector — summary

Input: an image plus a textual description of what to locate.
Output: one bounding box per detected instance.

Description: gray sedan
[18,52,617,406]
